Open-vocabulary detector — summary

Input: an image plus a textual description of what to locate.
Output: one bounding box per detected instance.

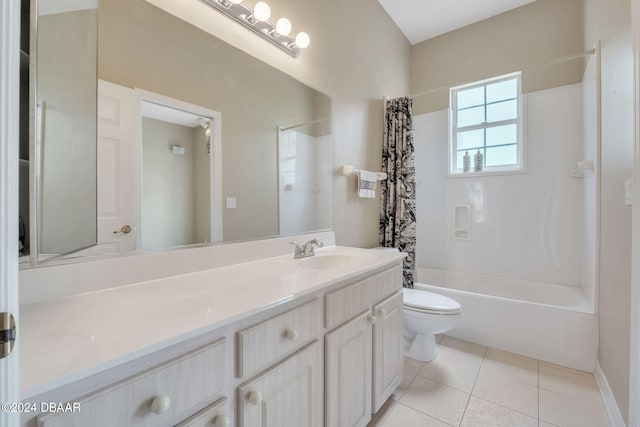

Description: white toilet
[403,287,461,362]
[371,247,462,362]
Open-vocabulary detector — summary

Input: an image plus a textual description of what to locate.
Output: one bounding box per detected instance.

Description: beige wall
[410,0,585,114]
[143,0,411,248]
[99,0,331,242]
[141,118,198,249]
[585,0,635,422]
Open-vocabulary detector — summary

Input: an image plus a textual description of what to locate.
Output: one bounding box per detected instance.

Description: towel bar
[342,165,387,181]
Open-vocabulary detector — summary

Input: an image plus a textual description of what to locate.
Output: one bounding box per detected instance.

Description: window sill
[447,168,526,178]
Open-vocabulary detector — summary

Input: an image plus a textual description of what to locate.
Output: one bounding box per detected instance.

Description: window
[450,72,524,175]
[280,133,297,187]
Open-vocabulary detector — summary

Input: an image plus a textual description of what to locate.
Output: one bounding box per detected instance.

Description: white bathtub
[416,268,597,372]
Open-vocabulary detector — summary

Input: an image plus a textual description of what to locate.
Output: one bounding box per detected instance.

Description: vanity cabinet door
[238,341,322,427]
[325,311,373,427]
[372,291,403,412]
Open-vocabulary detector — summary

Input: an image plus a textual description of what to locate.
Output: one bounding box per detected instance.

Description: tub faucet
[291,239,324,259]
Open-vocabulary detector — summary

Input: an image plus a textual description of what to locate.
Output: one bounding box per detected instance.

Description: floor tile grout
[393,400,456,426]
[470,394,540,421]
[458,344,489,426]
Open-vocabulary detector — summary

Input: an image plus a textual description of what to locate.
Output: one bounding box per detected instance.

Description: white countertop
[20,246,405,399]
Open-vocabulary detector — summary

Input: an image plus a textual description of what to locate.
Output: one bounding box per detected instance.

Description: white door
[325,311,373,427]
[88,80,137,255]
[0,2,21,426]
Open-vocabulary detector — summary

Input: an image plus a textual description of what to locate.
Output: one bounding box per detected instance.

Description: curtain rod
[279,117,329,132]
[410,48,597,99]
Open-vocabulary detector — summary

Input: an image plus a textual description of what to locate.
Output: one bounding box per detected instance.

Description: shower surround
[413,66,599,371]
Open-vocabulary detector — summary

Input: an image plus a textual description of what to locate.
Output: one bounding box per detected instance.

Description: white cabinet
[372,291,403,412]
[175,397,230,427]
[325,311,374,427]
[37,339,227,427]
[237,299,321,378]
[325,267,403,427]
[238,341,322,427]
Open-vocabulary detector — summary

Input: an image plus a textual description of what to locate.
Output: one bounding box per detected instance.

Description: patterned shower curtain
[380,97,416,288]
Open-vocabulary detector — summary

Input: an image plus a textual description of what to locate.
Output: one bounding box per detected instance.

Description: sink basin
[298,253,362,270]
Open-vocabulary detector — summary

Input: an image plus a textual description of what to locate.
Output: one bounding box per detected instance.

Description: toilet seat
[403,288,461,315]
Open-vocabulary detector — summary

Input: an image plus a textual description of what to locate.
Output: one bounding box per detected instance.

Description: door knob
[366,314,377,324]
[113,225,133,235]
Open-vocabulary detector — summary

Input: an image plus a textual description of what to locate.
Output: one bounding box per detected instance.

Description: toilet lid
[403,288,461,314]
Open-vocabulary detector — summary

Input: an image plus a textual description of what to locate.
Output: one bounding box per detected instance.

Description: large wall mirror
[19,0,99,264]
[21,0,332,265]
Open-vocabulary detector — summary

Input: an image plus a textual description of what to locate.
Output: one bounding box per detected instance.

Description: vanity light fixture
[294,32,310,49]
[275,18,292,36]
[201,0,310,58]
[252,2,271,22]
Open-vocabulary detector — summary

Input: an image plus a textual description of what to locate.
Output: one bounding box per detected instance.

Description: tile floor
[368,335,611,427]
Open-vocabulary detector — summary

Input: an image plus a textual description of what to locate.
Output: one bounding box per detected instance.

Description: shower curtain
[380,97,416,288]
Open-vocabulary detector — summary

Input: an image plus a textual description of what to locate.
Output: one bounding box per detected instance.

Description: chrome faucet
[291,239,324,259]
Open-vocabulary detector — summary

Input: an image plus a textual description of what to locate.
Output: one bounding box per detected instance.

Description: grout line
[393,401,455,426]
[458,344,489,426]
[471,395,541,422]
[414,361,482,394]
[395,366,420,403]
[538,358,541,427]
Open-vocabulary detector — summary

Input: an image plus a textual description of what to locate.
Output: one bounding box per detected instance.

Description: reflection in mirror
[20,0,332,265]
[91,84,223,257]
[140,101,216,250]
[278,119,332,236]
[35,0,98,260]
[87,0,332,257]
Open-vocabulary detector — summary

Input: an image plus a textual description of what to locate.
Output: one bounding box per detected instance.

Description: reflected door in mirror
[93,80,137,256]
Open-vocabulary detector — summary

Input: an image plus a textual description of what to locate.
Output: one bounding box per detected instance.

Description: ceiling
[377,0,537,45]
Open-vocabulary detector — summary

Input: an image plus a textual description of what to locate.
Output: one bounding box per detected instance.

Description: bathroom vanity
[19,236,405,427]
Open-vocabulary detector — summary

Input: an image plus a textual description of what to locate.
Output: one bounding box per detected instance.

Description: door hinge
[0,312,16,359]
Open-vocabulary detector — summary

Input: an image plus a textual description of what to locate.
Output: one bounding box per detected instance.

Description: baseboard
[595,361,627,427]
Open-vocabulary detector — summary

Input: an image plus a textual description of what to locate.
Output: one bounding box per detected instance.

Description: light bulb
[294,32,310,49]
[253,2,271,22]
[275,17,292,36]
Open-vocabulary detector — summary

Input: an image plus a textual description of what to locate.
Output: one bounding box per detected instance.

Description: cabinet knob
[366,314,377,324]
[284,329,298,341]
[247,390,263,405]
[377,308,387,317]
[150,394,171,415]
[214,414,231,427]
